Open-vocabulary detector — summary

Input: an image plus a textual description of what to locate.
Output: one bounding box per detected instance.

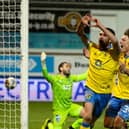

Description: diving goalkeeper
[41,52,88,129]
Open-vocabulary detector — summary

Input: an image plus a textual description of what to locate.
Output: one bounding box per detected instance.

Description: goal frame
[20,0,29,129]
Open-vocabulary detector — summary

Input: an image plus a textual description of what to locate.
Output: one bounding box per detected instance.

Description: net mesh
[0,0,21,128]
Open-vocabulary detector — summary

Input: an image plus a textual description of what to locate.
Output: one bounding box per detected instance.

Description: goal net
[0,0,28,129]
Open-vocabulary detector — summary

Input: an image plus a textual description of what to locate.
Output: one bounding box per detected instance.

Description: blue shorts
[105,96,129,121]
[84,86,111,118]
[118,104,129,121]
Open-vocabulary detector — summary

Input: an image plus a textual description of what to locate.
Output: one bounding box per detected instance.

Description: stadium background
[1,0,129,129]
[29,0,129,129]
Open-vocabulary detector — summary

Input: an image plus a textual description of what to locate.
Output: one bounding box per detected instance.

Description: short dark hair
[124,28,129,37]
[58,62,67,72]
[106,27,115,35]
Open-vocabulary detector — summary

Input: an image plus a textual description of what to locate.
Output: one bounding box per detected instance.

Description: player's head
[120,28,129,53]
[58,62,71,77]
[98,27,115,50]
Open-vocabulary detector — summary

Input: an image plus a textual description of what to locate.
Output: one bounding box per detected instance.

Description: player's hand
[119,62,126,73]
[81,14,91,26]
[76,14,91,35]
[90,17,102,28]
[41,52,46,63]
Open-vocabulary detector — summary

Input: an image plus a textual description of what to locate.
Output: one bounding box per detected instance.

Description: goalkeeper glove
[41,52,46,68]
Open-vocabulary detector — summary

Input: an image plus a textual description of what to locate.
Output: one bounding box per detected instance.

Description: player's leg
[104,96,122,128]
[53,110,68,129]
[79,86,95,129]
[113,116,127,129]
[48,122,53,129]
[41,118,53,129]
[113,104,129,129]
[79,88,111,129]
[80,102,93,129]
[68,118,83,129]
[104,116,114,129]
[68,103,83,129]
[91,93,111,128]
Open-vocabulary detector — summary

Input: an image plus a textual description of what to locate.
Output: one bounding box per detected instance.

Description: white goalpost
[0,0,28,129]
[21,0,28,129]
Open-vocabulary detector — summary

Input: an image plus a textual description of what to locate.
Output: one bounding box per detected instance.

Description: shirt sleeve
[71,71,88,82]
[42,65,54,83]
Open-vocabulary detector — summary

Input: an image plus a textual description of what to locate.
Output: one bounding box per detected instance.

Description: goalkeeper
[41,52,88,129]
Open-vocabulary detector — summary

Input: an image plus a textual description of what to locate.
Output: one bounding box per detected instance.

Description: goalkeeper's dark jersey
[42,67,88,110]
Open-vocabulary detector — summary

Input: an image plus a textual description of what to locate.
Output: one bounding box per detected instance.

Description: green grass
[29,102,107,129]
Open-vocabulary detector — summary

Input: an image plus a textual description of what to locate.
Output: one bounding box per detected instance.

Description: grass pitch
[29,102,107,129]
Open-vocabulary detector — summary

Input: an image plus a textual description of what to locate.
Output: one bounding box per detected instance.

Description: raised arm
[83,48,90,59]
[71,71,88,82]
[91,16,120,57]
[41,52,54,82]
[77,15,91,48]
